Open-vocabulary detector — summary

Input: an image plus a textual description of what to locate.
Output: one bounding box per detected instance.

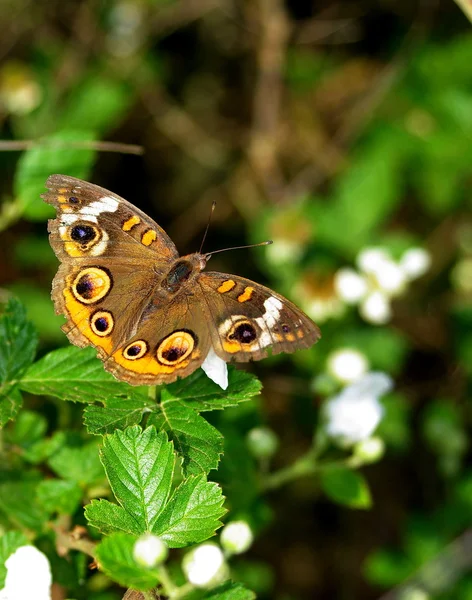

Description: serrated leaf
[36,479,83,515]
[149,399,223,476]
[0,531,29,587]
[95,532,160,591]
[163,367,262,411]
[15,130,96,221]
[319,467,372,509]
[99,426,174,533]
[19,346,146,403]
[85,499,143,535]
[84,396,157,435]
[152,475,226,547]
[48,437,104,486]
[0,298,37,426]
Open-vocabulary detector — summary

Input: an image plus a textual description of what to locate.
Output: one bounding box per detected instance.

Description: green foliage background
[1,1,472,599]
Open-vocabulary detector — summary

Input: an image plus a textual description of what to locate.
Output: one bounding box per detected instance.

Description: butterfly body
[44,175,321,385]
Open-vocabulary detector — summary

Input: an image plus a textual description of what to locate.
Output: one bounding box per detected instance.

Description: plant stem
[261,450,318,491]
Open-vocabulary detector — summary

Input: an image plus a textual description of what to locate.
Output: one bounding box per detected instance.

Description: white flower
[356,248,391,274]
[220,521,254,555]
[324,372,392,447]
[182,543,228,588]
[327,348,369,384]
[374,260,407,296]
[400,248,431,280]
[0,546,51,600]
[334,268,368,304]
[201,347,228,390]
[133,534,168,567]
[360,291,391,324]
[335,246,430,325]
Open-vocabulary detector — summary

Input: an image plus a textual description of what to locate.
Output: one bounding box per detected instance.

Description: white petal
[374,260,407,296]
[201,348,228,390]
[342,372,393,399]
[334,268,368,304]
[400,248,431,279]
[357,248,391,275]
[360,291,391,324]
[327,348,369,384]
[0,546,51,600]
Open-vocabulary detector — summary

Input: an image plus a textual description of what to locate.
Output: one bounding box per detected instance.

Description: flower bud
[247,427,279,459]
[182,543,228,588]
[220,521,253,555]
[133,534,168,568]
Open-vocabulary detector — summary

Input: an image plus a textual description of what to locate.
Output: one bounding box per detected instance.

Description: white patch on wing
[255,296,283,348]
[80,195,119,217]
[60,213,79,225]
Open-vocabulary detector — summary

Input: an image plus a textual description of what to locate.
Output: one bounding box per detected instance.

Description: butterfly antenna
[206,240,273,259]
[199,201,217,254]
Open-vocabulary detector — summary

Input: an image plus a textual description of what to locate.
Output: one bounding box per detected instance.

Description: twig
[0,140,144,155]
[247,0,290,201]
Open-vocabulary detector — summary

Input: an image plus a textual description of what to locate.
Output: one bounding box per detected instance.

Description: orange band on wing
[62,286,114,354]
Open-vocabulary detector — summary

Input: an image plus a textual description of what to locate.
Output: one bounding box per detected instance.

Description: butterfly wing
[44,174,186,379]
[102,291,212,385]
[197,272,321,362]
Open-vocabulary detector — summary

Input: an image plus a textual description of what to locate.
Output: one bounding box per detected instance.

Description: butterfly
[43,175,321,387]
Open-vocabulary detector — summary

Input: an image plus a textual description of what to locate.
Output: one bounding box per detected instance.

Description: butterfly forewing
[197,272,321,363]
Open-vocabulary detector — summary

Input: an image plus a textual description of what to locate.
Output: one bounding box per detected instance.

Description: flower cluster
[323,371,393,448]
[335,247,431,324]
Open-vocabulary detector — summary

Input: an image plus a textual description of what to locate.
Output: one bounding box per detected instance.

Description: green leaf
[363,549,415,587]
[15,130,96,221]
[0,477,47,531]
[98,426,174,533]
[0,387,23,429]
[0,531,29,587]
[48,436,104,486]
[0,298,37,426]
[319,467,372,509]
[163,367,262,412]
[6,410,52,463]
[95,532,160,591]
[149,399,223,476]
[36,479,83,515]
[152,475,226,547]
[84,396,157,435]
[8,410,47,445]
[186,581,257,600]
[59,76,133,136]
[6,282,65,343]
[85,499,143,536]
[19,346,146,403]
[315,132,402,256]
